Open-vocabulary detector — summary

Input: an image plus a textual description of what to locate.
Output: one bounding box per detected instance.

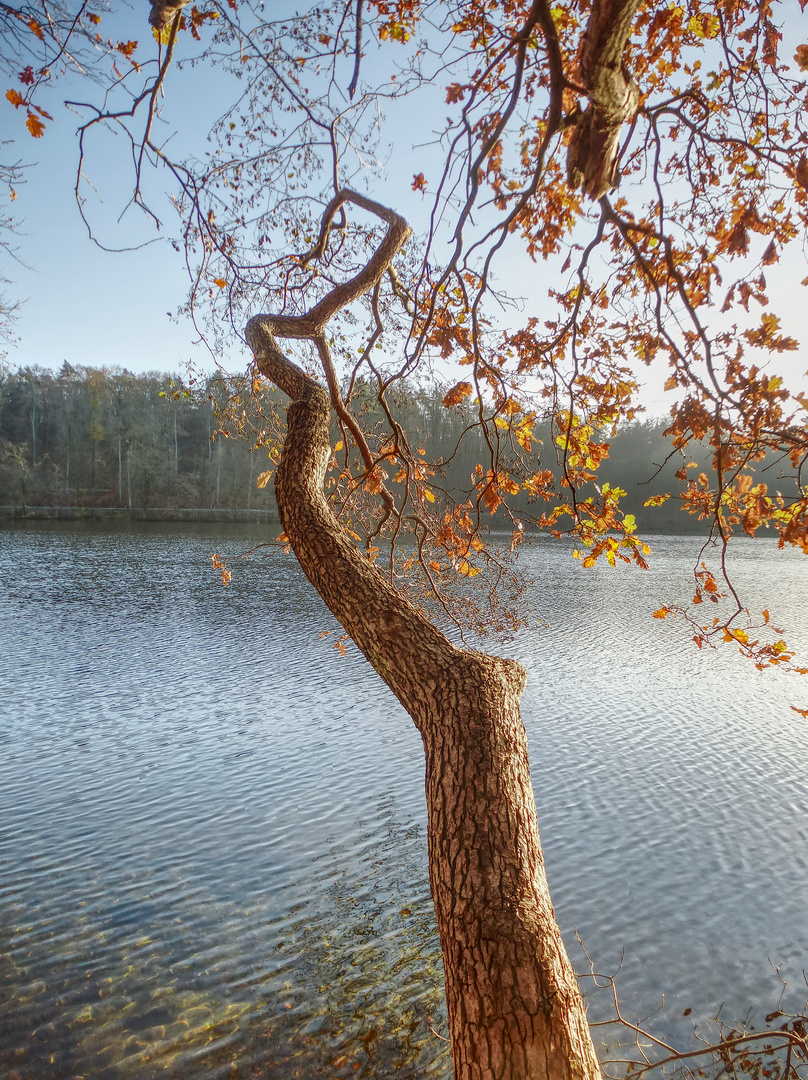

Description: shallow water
[1,523,806,1078]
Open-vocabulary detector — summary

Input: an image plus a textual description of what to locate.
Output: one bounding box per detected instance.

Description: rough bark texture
[245,192,602,1080]
[567,0,642,199]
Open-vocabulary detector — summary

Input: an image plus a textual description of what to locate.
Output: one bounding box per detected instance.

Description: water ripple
[1,523,807,1077]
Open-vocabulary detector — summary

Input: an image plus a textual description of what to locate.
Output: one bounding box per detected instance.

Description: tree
[6,1,808,1076]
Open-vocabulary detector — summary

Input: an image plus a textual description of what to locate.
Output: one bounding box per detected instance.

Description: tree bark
[245,191,601,1080]
[567,0,641,199]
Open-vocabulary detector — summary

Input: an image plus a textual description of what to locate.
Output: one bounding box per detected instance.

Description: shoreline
[0,505,279,524]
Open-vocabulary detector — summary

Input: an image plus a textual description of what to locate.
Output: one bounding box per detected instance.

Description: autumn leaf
[796,155,808,192]
[643,494,671,507]
[19,67,34,86]
[442,381,473,407]
[743,312,798,352]
[411,172,427,192]
[5,88,24,108]
[27,17,44,39]
[652,608,670,619]
[795,45,808,71]
[256,470,273,489]
[213,278,227,288]
[25,112,45,137]
[446,83,464,103]
[761,239,778,265]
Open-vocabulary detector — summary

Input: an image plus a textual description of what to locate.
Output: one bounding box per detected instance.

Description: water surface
[1,523,806,1079]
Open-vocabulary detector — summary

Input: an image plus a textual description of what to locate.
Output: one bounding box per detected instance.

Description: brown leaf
[796,154,808,191]
[442,381,473,407]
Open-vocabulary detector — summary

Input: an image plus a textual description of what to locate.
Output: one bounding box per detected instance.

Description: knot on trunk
[566,0,642,199]
[149,0,186,30]
[566,73,638,199]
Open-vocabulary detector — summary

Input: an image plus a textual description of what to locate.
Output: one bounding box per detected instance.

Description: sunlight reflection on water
[0,523,806,1079]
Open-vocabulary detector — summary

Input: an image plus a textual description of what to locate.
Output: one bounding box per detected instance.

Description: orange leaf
[213,278,227,288]
[442,381,473,407]
[25,111,45,137]
[6,88,24,108]
[411,172,427,191]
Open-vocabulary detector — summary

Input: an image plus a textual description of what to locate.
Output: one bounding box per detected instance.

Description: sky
[3,2,808,419]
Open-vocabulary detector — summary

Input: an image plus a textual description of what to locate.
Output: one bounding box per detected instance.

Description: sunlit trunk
[248,321,601,1080]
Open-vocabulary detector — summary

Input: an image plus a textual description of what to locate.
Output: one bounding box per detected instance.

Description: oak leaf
[25,112,45,137]
[796,155,808,191]
[442,381,473,406]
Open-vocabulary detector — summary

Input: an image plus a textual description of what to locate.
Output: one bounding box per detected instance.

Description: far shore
[0,505,280,524]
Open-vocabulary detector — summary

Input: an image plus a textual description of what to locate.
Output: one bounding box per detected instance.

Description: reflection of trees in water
[0,805,452,1080]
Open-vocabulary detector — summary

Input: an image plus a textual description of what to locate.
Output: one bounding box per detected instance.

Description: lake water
[1,522,807,1080]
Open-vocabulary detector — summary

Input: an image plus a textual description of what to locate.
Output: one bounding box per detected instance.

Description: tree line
[0,360,741,533]
[0,363,278,516]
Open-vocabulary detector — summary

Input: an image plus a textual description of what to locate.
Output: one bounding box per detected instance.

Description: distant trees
[0,363,278,515]
[4,360,775,530]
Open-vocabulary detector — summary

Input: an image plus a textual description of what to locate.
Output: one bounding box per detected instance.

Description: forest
[0,361,729,533]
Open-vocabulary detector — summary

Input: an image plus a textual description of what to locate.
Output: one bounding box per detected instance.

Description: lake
[1,522,807,1080]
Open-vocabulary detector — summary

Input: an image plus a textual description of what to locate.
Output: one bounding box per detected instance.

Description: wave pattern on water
[1,524,807,1077]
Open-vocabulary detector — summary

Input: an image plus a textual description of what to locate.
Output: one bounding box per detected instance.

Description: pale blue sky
[4,3,808,420]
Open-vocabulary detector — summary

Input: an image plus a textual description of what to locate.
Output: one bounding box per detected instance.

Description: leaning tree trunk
[245,191,601,1080]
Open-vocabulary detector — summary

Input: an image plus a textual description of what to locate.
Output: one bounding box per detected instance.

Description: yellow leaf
[256,470,273,489]
[213,278,227,289]
[423,488,436,503]
[652,608,669,619]
[333,440,343,452]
